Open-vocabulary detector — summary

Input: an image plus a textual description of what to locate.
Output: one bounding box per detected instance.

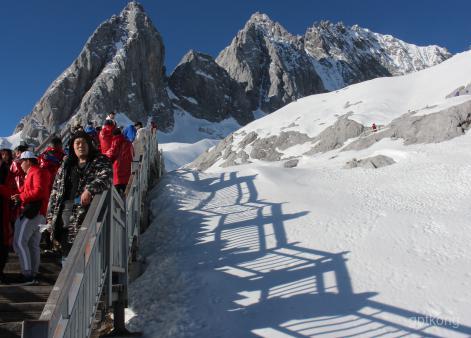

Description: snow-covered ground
[158,109,241,170]
[0,131,22,149]
[239,51,471,139]
[122,50,471,337]
[160,139,220,172]
[126,126,471,337]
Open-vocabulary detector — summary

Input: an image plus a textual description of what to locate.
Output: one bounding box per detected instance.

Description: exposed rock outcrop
[446,83,471,98]
[343,100,471,151]
[189,98,471,171]
[168,50,253,125]
[304,114,365,155]
[344,155,395,169]
[284,159,299,168]
[216,13,326,113]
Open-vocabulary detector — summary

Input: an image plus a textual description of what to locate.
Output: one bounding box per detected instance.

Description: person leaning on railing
[46,131,112,262]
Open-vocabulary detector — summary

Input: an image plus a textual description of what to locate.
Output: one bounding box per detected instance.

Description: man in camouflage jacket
[47,131,112,254]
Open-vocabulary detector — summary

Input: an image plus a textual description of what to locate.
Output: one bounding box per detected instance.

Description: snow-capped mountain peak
[304,20,451,90]
[245,12,300,45]
[216,13,451,114]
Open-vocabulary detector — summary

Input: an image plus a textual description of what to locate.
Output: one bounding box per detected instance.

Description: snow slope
[159,109,241,170]
[127,127,471,337]
[0,132,22,149]
[243,50,471,138]
[159,109,241,144]
[161,139,219,172]
[191,51,471,171]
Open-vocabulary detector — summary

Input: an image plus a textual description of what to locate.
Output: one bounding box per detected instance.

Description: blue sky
[0,0,469,137]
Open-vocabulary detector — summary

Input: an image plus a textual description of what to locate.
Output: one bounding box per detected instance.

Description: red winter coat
[99,124,115,155]
[106,134,133,186]
[19,165,51,217]
[39,146,65,187]
[0,174,13,246]
[10,160,25,192]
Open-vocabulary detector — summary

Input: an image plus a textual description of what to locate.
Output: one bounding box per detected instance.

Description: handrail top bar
[40,191,107,322]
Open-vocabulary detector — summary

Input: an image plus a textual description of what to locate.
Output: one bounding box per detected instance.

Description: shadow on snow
[150,169,471,338]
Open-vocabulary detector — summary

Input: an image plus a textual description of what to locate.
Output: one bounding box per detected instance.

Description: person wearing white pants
[11,151,50,285]
[13,214,44,280]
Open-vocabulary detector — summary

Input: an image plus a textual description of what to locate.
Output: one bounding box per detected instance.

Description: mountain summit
[16,1,173,142]
[214,13,451,113]
[215,12,326,114]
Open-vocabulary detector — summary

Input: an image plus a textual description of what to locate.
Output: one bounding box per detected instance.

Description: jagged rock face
[189,99,471,171]
[168,51,253,125]
[216,13,326,113]
[16,2,173,143]
[305,21,451,90]
[215,14,451,113]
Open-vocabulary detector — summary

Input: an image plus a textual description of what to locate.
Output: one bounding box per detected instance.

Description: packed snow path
[126,147,471,337]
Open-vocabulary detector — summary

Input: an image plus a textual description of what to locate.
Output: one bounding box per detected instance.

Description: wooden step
[0,322,22,338]
[4,261,61,273]
[0,251,61,338]
[0,285,53,303]
[1,272,59,286]
[8,250,60,262]
[0,302,45,322]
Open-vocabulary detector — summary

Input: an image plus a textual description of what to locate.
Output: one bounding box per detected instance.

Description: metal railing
[23,128,162,338]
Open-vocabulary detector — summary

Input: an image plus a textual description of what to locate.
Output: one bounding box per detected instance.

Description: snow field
[127,129,471,337]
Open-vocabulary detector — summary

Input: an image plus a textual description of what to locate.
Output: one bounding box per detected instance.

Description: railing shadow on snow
[158,169,471,338]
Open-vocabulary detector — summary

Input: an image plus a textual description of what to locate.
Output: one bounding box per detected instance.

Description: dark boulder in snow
[283,159,299,168]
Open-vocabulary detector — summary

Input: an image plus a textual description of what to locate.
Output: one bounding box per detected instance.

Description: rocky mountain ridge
[214,13,451,112]
[14,3,452,145]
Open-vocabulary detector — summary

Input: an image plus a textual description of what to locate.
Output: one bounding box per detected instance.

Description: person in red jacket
[38,137,65,192]
[11,151,50,285]
[9,144,28,230]
[106,128,133,195]
[10,144,28,192]
[99,120,115,155]
[0,157,13,283]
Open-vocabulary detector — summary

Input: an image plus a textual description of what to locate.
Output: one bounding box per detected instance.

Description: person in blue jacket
[123,121,142,142]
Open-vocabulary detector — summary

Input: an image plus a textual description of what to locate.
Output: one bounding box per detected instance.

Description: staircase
[0,251,61,337]
[0,127,162,338]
